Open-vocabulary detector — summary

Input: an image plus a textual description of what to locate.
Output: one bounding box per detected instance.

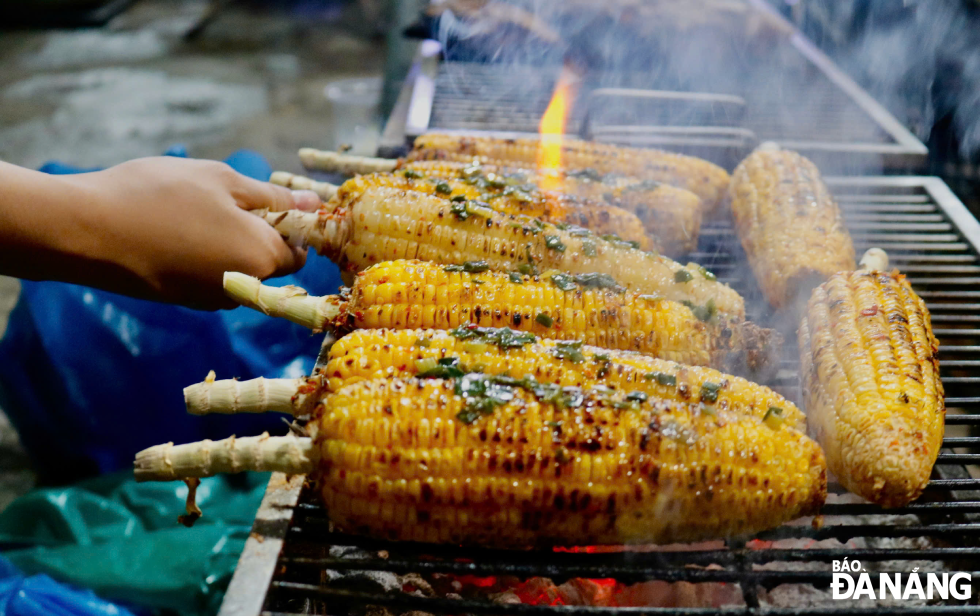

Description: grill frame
[392,0,927,172]
[217,176,980,615]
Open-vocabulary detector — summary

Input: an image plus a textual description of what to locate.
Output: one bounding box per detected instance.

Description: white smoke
[431,0,980,162]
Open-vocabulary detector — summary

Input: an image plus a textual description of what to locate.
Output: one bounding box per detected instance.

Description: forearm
[0,161,117,287]
[0,157,312,309]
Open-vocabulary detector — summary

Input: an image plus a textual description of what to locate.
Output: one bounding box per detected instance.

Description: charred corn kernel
[399,160,701,257]
[332,171,655,251]
[799,269,944,507]
[338,260,735,368]
[561,174,702,256]
[729,148,856,311]
[407,133,730,213]
[314,376,827,547]
[305,186,743,327]
[323,327,804,430]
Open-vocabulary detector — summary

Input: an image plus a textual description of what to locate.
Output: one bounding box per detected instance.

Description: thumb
[233,175,320,212]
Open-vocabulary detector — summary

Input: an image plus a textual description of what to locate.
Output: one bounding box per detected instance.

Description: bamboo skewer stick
[250,209,337,252]
[134,433,316,482]
[270,171,339,201]
[223,272,341,331]
[859,247,889,272]
[299,147,397,175]
[184,372,323,416]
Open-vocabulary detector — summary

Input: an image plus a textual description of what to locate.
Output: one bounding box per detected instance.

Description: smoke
[820,0,980,160]
[430,0,980,164]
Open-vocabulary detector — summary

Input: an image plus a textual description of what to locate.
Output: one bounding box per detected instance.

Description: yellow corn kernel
[323,327,805,430]
[316,187,744,326]
[314,377,827,547]
[342,260,735,368]
[729,148,856,311]
[799,270,944,507]
[334,170,655,251]
[408,133,730,214]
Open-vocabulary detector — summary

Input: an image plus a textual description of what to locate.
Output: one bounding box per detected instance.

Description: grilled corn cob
[396,161,702,256]
[296,152,704,256]
[185,327,805,430]
[332,170,656,251]
[224,260,737,368]
[799,269,944,507]
[406,133,731,213]
[729,147,856,312]
[138,376,828,546]
[258,185,744,327]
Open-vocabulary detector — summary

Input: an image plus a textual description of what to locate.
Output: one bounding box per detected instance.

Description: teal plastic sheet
[0,472,269,616]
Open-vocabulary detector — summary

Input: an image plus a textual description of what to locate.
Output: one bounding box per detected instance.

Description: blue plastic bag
[0,555,137,616]
[0,149,342,480]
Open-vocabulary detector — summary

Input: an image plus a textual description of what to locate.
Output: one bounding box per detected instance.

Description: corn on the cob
[798,269,944,507]
[258,185,744,327]
[297,151,704,256]
[185,327,805,430]
[557,172,703,256]
[397,160,702,256]
[729,147,856,311]
[332,170,656,251]
[224,260,736,368]
[406,133,731,213]
[138,376,827,546]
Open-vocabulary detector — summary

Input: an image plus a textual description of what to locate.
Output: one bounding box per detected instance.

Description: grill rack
[218,176,980,615]
[395,0,927,173]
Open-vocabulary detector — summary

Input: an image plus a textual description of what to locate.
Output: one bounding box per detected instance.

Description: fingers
[273,244,309,278]
[289,189,321,212]
[233,174,320,213]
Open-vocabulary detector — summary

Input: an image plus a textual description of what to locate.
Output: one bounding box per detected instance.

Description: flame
[536,67,579,192]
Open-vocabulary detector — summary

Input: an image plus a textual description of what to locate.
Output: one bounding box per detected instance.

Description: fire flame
[536,67,579,192]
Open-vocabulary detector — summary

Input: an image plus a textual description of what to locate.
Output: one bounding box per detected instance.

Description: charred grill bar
[217,177,980,616]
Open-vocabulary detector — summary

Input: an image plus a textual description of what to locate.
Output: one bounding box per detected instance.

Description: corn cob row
[224,260,736,369]
[394,160,702,256]
[729,146,856,312]
[407,133,731,213]
[257,185,744,327]
[799,267,944,508]
[332,170,656,251]
[185,327,804,430]
[299,153,704,256]
[138,376,828,547]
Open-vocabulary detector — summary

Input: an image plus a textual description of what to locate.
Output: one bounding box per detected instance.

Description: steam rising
[430,0,980,165]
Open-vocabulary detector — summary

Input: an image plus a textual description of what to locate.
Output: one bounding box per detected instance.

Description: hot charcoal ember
[276,492,943,613]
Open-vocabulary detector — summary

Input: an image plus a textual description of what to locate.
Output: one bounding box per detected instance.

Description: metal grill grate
[410,0,927,171]
[219,176,980,616]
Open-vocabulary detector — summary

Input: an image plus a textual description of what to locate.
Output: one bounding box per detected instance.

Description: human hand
[63,157,321,309]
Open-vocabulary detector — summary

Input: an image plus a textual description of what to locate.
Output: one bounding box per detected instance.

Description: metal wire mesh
[242,177,979,616]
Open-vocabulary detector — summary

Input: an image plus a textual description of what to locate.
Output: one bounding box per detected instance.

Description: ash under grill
[219,177,980,616]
